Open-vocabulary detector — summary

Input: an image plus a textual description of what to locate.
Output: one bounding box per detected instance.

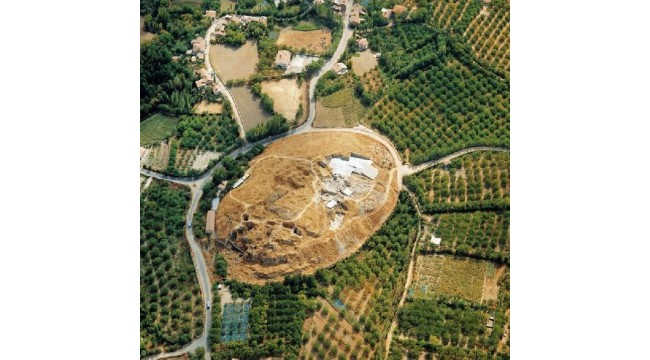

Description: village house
[350,3,366,26]
[381,8,392,19]
[333,62,348,75]
[357,38,368,51]
[332,0,346,13]
[191,36,206,53]
[205,10,217,19]
[274,50,292,69]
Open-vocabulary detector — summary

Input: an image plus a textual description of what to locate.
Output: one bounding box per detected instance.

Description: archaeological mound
[213,131,399,284]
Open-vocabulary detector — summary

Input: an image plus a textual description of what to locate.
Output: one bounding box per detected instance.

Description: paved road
[141,3,509,359]
[203,21,246,140]
[402,146,509,176]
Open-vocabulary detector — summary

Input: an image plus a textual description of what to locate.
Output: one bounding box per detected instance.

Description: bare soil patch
[140,16,155,43]
[194,100,223,114]
[276,27,332,54]
[351,50,378,76]
[210,41,259,82]
[213,132,398,284]
[192,150,222,171]
[261,79,305,122]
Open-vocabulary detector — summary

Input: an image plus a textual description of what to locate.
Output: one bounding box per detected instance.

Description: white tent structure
[328,156,378,180]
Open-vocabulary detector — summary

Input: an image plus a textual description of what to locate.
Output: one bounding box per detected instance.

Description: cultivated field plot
[221,0,236,12]
[394,268,510,359]
[464,0,510,73]
[276,27,332,54]
[301,298,376,360]
[141,112,242,175]
[221,301,251,342]
[425,211,510,262]
[261,79,306,122]
[308,193,420,357]
[351,50,378,76]
[229,86,273,130]
[140,114,178,146]
[411,255,499,303]
[194,100,223,114]
[367,25,509,164]
[404,151,510,212]
[214,131,399,284]
[140,181,204,356]
[210,41,259,82]
[313,88,366,128]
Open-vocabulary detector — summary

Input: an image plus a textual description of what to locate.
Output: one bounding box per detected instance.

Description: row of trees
[140,181,203,357]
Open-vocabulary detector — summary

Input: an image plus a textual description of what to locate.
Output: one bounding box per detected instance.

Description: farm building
[191,36,205,53]
[274,50,292,69]
[342,188,353,196]
[195,79,208,88]
[206,210,216,235]
[430,235,442,245]
[350,4,366,26]
[197,52,205,60]
[285,54,320,74]
[357,38,368,50]
[329,156,378,180]
[205,10,217,19]
[333,62,348,75]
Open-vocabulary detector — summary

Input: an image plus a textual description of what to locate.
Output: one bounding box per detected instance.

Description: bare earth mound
[214,132,398,283]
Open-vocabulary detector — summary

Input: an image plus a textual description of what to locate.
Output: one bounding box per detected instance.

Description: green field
[140,114,179,146]
[293,21,321,31]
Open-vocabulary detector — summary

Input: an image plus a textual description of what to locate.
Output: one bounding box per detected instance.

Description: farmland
[423,211,510,263]
[141,104,243,176]
[304,192,420,356]
[351,50,378,76]
[392,269,510,359]
[140,114,179,146]
[314,88,367,128]
[261,78,307,122]
[404,151,510,212]
[140,181,204,356]
[411,255,499,303]
[210,41,259,83]
[276,27,332,54]
[229,86,273,130]
[366,24,509,164]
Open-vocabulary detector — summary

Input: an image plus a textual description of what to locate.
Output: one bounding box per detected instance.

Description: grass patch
[320,88,367,126]
[140,114,179,146]
[293,21,321,31]
[412,255,489,303]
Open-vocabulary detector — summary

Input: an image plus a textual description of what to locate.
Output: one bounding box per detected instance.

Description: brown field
[221,0,236,12]
[301,298,376,359]
[211,132,399,284]
[194,100,223,114]
[351,50,378,76]
[276,28,332,54]
[210,41,259,82]
[261,79,307,122]
[313,88,366,128]
[142,142,170,171]
[314,101,346,128]
[140,16,155,43]
[229,86,272,130]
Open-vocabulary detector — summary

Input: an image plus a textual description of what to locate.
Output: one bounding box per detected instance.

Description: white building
[326,199,338,209]
[329,156,378,180]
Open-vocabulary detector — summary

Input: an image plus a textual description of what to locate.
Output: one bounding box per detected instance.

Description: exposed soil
[212,132,398,284]
[140,16,155,43]
[191,150,221,171]
[194,100,223,114]
[210,41,259,82]
[481,264,505,302]
[276,28,332,54]
[351,50,378,76]
[261,79,305,122]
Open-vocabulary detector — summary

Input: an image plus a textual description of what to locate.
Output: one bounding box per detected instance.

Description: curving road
[141,2,508,359]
